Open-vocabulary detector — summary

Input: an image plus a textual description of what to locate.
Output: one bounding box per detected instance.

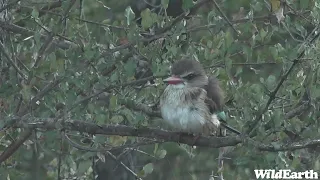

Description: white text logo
[254,169,318,179]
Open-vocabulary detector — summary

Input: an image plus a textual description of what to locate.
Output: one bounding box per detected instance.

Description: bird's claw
[191,134,201,146]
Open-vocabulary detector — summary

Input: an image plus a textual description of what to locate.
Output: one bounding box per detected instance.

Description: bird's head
[163,59,208,88]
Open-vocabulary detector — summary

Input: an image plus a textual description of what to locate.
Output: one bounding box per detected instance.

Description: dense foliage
[0,0,319,179]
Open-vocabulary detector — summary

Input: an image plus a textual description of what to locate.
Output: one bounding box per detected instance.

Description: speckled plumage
[160,59,222,135]
[160,85,220,135]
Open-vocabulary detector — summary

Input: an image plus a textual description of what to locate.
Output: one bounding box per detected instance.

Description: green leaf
[141,8,158,29]
[242,46,252,61]
[273,110,282,127]
[252,1,263,11]
[225,57,232,74]
[271,142,281,150]
[235,66,243,77]
[207,40,213,48]
[207,11,216,23]
[95,135,108,144]
[110,72,119,82]
[21,85,32,101]
[77,160,91,175]
[101,19,111,24]
[204,48,211,60]
[31,7,39,18]
[161,0,170,8]
[110,115,124,123]
[125,6,135,25]
[124,59,136,77]
[34,32,41,47]
[168,45,178,56]
[87,103,96,113]
[109,135,127,146]
[96,114,107,124]
[259,28,267,41]
[234,157,250,165]
[156,150,167,159]
[121,108,135,122]
[266,75,276,89]
[84,49,95,60]
[49,53,64,73]
[152,61,158,73]
[109,95,118,110]
[224,30,233,49]
[154,62,169,75]
[143,163,154,174]
[182,0,194,9]
[315,160,320,171]
[265,152,277,163]
[153,143,159,154]
[269,46,279,61]
[300,0,310,9]
[81,152,96,160]
[135,114,145,124]
[0,118,7,129]
[270,0,281,12]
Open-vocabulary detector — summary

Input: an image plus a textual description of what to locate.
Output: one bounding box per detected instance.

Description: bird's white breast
[160,85,211,134]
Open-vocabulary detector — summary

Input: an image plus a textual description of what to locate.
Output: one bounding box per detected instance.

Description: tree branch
[0,76,66,163]
[0,130,32,163]
[15,118,243,148]
[247,25,320,137]
[0,21,75,50]
[258,138,320,152]
[6,117,320,153]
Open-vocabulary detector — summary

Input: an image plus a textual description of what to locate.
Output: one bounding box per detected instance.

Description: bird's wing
[204,76,224,113]
[185,87,207,102]
[204,76,242,135]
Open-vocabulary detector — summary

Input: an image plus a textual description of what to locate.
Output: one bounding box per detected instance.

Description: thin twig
[284,1,312,24]
[0,41,27,79]
[2,76,66,129]
[211,0,238,35]
[32,0,76,69]
[247,25,320,137]
[0,0,20,13]
[57,134,63,180]
[187,11,311,33]
[106,151,143,180]
[64,132,143,179]
[75,17,129,30]
[32,32,54,68]
[63,132,159,152]
[61,75,164,117]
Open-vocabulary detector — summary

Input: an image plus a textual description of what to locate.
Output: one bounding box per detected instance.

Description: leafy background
[0,0,319,179]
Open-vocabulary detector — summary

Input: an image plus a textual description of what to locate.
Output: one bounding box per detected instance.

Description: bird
[160,59,239,136]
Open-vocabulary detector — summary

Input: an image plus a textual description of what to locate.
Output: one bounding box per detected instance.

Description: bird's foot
[176,132,200,146]
[177,132,190,145]
[191,134,201,146]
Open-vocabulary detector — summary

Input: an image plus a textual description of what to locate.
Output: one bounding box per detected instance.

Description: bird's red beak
[163,76,183,85]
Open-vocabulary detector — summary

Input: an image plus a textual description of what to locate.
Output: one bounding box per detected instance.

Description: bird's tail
[210,114,221,132]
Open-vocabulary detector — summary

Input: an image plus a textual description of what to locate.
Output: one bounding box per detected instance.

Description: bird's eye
[184,73,195,80]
